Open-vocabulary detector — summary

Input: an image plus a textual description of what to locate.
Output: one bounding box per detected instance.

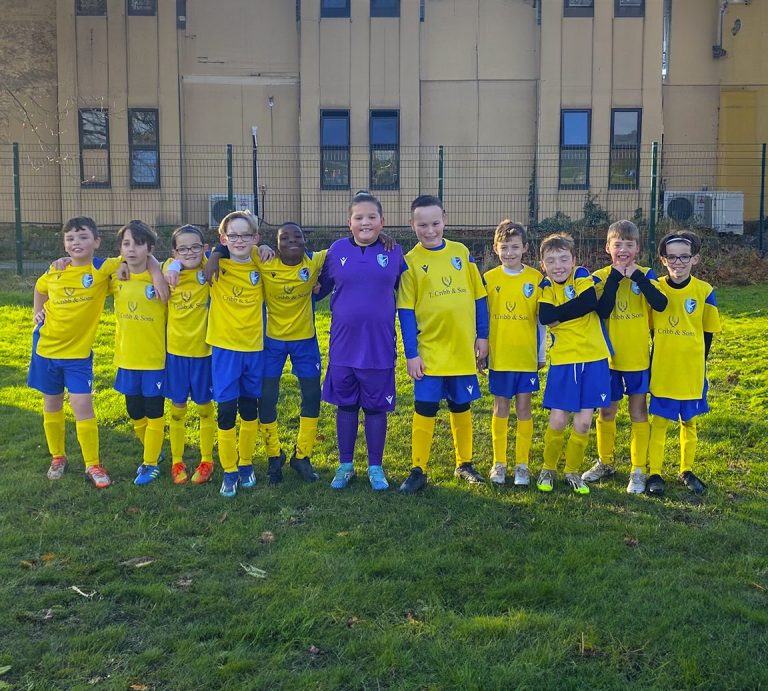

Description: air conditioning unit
[208,194,256,228]
[663,191,744,234]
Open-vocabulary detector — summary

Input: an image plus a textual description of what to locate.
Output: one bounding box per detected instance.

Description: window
[321,0,350,18]
[419,0,425,22]
[79,109,110,187]
[128,109,160,188]
[371,0,400,18]
[559,110,590,190]
[615,0,644,17]
[320,110,350,189]
[370,111,399,190]
[564,0,594,18]
[609,109,641,189]
[76,0,106,15]
[177,0,186,29]
[127,0,156,16]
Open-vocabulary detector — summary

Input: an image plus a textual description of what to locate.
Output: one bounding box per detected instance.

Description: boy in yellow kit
[583,220,667,494]
[536,233,611,495]
[483,220,545,486]
[28,217,124,488]
[111,220,168,486]
[646,231,721,496]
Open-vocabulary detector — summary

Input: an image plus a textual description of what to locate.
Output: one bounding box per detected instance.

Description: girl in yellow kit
[163,225,216,485]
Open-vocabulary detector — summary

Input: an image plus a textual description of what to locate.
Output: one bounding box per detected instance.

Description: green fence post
[437,145,444,201]
[649,141,659,262]
[759,143,766,253]
[13,143,23,275]
[226,144,234,211]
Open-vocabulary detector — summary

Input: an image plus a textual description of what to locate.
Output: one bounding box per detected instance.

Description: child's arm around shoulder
[33,275,49,325]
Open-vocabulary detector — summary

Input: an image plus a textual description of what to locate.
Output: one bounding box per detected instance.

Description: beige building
[1,0,766,230]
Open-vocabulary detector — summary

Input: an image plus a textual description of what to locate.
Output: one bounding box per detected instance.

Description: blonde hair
[540,232,575,258]
[218,210,259,237]
[606,219,640,243]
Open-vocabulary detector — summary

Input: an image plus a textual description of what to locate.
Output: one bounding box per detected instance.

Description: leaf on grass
[239,563,267,578]
[0,666,10,676]
[20,560,36,570]
[345,617,359,628]
[129,684,150,691]
[70,585,96,599]
[41,552,56,562]
[308,645,322,656]
[336,531,350,537]
[176,577,193,588]
[624,535,639,548]
[126,507,142,515]
[120,557,154,569]
[218,512,228,524]
[259,531,275,544]
[405,610,419,623]
[87,676,106,685]
[19,608,58,622]
[750,581,767,593]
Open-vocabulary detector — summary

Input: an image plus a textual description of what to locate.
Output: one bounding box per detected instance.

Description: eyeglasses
[175,244,203,255]
[665,254,692,265]
[225,233,255,242]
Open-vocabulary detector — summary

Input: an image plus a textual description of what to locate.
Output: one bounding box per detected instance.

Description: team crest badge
[250,270,260,285]
[82,273,94,288]
[451,257,462,270]
[196,270,206,285]
[145,285,156,300]
[684,298,697,314]
[631,281,641,295]
[298,268,310,282]
[523,282,534,298]
[377,253,388,268]
[565,285,577,299]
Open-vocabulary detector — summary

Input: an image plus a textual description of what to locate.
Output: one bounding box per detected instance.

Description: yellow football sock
[564,430,590,474]
[449,410,473,465]
[630,420,650,471]
[515,418,534,466]
[648,415,670,476]
[542,427,565,471]
[238,419,259,467]
[43,409,66,458]
[596,417,616,465]
[412,412,436,471]
[218,426,238,472]
[198,402,215,463]
[260,420,281,457]
[169,404,187,464]
[143,416,164,466]
[132,417,148,445]
[75,418,99,468]
[680,418,698,473]
[296,416,319,458]
[491,414,508,465]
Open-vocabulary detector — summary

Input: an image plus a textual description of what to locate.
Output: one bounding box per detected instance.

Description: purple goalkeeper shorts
[322,364,396,412]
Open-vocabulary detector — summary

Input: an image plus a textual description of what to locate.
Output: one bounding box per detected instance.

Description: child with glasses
[646,231,721,496]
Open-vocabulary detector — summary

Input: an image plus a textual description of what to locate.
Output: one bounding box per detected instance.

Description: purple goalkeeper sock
[364,412,387,467]
[336,408,359,463]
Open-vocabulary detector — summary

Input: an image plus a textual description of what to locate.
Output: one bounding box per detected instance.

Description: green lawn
[1,276,767,690]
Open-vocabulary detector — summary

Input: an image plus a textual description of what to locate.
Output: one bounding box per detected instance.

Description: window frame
[563,0,594,18]
[127,0,157,16]
[369,110,400,191]
[558,109,591,191]
[320,0,351,18]
[371,0,400,18]
[76,0,107,16]
[614,0,644,18]
[78,108,111,188]
[320,109,350,190]
[128,108,161,189]
[608,108,642,190]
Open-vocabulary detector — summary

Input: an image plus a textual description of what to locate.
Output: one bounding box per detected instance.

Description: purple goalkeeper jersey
[318,237,404,370]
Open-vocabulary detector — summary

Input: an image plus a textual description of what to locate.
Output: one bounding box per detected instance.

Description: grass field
[1,274,767,690]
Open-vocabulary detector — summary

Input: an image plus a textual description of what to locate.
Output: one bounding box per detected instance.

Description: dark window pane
[81,150,110,185]
[131,150,160,185]
[128,0,157,15]
[77,0,107,15]
[371,116,397,146]
[130,110,158,146]
[619,0,642,5]
[612,111,640,145]
[567,0,593,6]
[559,149,589,188]
[371,149,398,189]
[609,148,639,188]
[321,0,350,17]
[371,0,400,18]
[80,110,108,147]
[321,150,350,188]
[562,111,589,146]
[321,117,349,147]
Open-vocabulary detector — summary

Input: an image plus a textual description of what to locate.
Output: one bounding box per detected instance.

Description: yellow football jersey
[593,265,659,371]
[650,276,721,400]
[484,264,543,372]
[261,250,327,341]
[35,256,123,359]
[397,240,487,376]
[112,271,167,370]
[206,257,265,352]
[539,267,610,366]
[164,258,211,358]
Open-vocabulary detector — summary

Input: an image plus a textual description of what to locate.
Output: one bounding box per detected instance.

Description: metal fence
[1,142,765,274]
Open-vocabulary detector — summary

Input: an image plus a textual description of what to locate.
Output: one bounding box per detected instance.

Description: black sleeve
[596,268,623,319]
[539,287,598,325]
[213,243,229,259]
[630,269,668,312]
[704,332,713,360]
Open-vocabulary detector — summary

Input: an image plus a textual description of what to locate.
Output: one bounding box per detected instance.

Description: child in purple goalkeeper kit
[317,191,405,491]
